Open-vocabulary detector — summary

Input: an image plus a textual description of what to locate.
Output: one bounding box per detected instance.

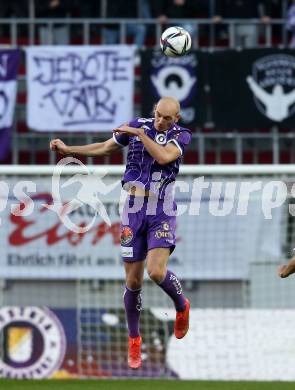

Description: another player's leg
[146,248,190,339]
[278,256,295,278]
[124,261,144,369]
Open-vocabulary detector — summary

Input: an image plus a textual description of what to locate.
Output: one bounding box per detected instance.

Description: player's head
[154,97,181,131]
[273,84,283,95]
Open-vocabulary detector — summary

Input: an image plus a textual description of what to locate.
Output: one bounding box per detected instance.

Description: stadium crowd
[0,1,288,47]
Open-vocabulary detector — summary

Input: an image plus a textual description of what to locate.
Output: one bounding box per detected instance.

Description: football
[160,26,192,57]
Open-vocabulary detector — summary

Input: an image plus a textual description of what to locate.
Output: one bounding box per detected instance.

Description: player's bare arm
[278,256,295,278]
[114,125,181,165]
[50,137,121,157]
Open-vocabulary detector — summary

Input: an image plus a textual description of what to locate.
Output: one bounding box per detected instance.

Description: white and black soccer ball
[160,26,192,57]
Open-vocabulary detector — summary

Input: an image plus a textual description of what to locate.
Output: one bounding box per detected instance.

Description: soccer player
[278,256,295,278]
[50,96,191,370]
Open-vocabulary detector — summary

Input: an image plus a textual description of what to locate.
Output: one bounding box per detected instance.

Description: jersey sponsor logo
[121,246,133,257]
[120,226,134,245]
[0,306,66,379]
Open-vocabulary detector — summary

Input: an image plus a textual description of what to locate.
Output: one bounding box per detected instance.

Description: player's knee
[126,277,143,290]
[147,268,165,284]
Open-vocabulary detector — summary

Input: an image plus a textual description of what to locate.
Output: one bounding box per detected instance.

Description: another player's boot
[174,298,190,339]
[128,335,142,369]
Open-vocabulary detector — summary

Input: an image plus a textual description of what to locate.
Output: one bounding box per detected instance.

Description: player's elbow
[157,154,178,165]
[156,157,168,165]
[156,153,172,165]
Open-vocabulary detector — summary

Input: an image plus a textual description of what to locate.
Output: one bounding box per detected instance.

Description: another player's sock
[158,270,186,312]
[123,286,142,337]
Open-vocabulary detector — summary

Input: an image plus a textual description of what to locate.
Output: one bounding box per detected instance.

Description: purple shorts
[120,195,176,262]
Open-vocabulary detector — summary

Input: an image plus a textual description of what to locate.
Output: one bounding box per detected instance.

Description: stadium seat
[280,151,291,164]
[258,151,273,164]
[110,152,123,164]
[205,151,217,164]
[220,151,236,164]
[36,151,50,164]
[183,151,198,164]
[242,151,254,164]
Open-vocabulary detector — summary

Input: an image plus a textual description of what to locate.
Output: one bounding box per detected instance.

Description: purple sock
[158,270,186,312]
[123,286,142,337]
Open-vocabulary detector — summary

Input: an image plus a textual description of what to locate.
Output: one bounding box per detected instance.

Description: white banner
[0,175,284,280]
[26,46,135,131]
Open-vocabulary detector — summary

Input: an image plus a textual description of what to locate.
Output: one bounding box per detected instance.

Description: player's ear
[152,104,157,116]
[175,114,181,123]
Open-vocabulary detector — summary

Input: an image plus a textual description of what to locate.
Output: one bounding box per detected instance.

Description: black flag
[140,49,207,127]
[209,49,295,128]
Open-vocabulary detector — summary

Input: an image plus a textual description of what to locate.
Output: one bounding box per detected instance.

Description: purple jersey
[113,117,192,199]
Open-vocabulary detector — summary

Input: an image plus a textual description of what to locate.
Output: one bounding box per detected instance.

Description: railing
[11,128,295,165]
[0,18,289,48]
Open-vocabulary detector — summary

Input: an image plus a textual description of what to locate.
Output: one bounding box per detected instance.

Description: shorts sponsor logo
[0,306,66,379]
[121,226,133,245]
[162,222,170,231]
[121,246,133,258]
[155,230,173,239]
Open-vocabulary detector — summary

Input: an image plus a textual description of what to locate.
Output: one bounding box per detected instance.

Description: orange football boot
[128,336,142,369]
[174,298,190,339]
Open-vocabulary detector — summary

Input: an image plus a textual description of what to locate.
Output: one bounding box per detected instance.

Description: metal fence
[0,18,290,48]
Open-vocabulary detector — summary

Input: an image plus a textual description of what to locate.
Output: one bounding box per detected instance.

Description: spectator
[287,0,295,48]
[2,1,28,18]
[269,0,282,19]
[37,0,70,45]
[153,0,202,41]
[102,0,150,46]
[75,0,101,18]
[212,0,272,48]
[0,1,28,38]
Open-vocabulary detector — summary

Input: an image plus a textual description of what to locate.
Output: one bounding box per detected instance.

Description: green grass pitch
[0,380,295,390]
